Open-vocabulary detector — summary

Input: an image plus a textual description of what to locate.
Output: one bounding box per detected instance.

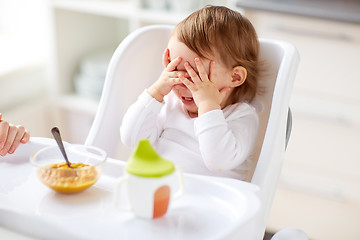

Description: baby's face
[167,35,211,76]
[167,35,233,117]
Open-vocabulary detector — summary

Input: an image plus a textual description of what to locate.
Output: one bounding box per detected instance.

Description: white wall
[0,0,51,137]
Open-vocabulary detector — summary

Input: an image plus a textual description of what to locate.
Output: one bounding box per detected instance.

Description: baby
[121,6,260,181]
[0,113,30,156]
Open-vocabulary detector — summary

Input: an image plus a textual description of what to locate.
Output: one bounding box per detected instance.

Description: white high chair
[85,25,307,240]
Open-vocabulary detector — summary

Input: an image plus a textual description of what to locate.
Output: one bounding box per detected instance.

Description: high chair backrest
[85,25,173,159]
[85,25,300,239]
[250,39,300,239]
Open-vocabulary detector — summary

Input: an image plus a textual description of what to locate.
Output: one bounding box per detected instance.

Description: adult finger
[8,125,26,154]
[0,120,9,150]
[21,129,30,144]
[0,125,16,156]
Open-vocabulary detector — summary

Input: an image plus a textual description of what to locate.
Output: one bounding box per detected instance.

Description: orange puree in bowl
[37,162,99,194]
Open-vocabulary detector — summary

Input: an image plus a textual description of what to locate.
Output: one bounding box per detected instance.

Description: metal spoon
[51,127,71,168]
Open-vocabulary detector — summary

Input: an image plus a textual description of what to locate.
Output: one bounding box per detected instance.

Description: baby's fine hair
[175,6,260,104]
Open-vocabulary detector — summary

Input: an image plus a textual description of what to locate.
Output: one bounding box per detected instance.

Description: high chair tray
[0,138,260,240]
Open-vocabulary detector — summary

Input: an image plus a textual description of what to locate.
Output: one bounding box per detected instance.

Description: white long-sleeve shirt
[120,90,258,180]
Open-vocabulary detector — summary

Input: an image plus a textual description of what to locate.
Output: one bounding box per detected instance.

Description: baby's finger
[162,48,171,68]
[209,60,217,82]
[170,70,189,79]
[168,77,183,86]
[179,75,195,90]
[219,87,231,101]
[166,56,182,71]
[194,58,209,82]
[184,62,201,84]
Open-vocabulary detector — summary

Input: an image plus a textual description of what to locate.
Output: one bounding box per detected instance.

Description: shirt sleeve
[120,90,164,148]
[194,106,258,172]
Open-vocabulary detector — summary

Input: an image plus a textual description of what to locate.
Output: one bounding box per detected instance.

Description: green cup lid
[126,139,175,177]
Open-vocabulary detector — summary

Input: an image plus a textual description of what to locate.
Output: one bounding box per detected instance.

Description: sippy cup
[116,139,184,219]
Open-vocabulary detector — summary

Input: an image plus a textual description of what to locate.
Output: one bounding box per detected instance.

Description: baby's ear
[230,66,247,87]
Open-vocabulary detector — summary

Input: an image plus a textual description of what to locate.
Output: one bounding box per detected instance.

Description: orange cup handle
[173,167,184,199]
[114,175,132,210]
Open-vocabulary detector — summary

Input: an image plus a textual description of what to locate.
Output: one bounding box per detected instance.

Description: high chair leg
[271,228,309,240]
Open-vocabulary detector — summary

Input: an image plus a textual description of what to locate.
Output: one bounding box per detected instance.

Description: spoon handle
[51,127,71,168]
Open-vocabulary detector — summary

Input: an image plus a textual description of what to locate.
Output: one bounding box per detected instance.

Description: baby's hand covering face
[180,59,230,116]
[147,48,189,102]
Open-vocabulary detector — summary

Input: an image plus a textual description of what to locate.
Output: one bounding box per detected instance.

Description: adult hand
[0,113,30,156]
